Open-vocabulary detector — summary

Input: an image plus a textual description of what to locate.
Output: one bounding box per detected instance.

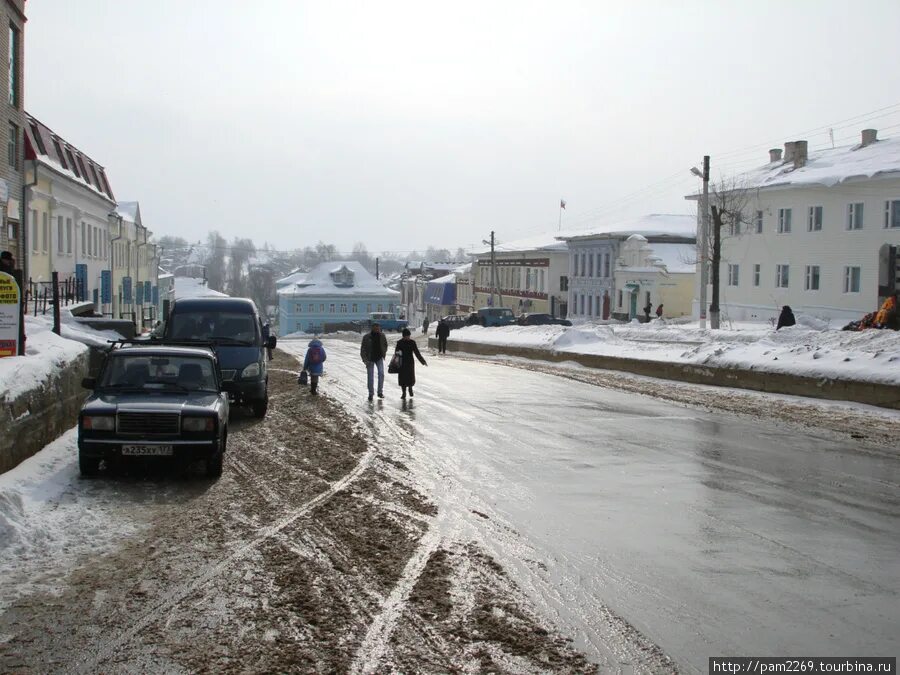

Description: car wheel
[251,397,268,418]
[79,454,100,477]
[206,431,226,478]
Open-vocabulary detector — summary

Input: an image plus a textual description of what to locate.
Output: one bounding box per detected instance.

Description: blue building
[277,261,400,334]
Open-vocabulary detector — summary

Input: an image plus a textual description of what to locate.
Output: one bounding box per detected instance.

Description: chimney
[793,140,808,168]
[769,148,782,162]
[783,141,796,163]
[861,128,878,147]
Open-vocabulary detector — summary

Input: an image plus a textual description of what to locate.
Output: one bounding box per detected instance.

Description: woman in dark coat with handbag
[393,328,427,399]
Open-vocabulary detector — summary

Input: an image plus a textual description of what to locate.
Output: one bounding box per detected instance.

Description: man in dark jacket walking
[360,323,388,400]
[435,318,450,354]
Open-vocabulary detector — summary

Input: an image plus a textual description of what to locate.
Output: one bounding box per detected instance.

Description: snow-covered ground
[0,316,89,403]
[448,319,900,385]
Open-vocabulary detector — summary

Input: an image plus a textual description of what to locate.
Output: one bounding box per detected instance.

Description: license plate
[121,445,174,456]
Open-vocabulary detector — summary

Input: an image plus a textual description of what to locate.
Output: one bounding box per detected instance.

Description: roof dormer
[330,265,355,288]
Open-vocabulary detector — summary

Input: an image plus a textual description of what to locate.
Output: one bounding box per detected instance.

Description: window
[308,303,314,312]
[366,303,372,313]
[727,264,739,286]
[30,209,37,252]
[29,123,46,155]
[808,206,823,231]
[8,24,18,107]
[340,303,347,313]
[7,122,17,168]
[777,208,792,233]
[66,219,72,254]
[540,269,545,292]
[295,303,302,313]
[605,252,611,277]
[319,304,325,312]
[579,294,584,314]
[377,304,383,312]
[87,224,92,256]
[728,218,741,236]
[753,264,761,287]
[847,203,864,230]
[755,210,763,233]
[588,295,593,316]
[588,254,594,277]
[42,212,48,252]
[843,266,861,293]
[805,265,820,291]
[884,200,900,229]
[775,264,789,288]
[53,139,67,169]
[560,276,568,291]
[77,157,88,181]
[57,216,63,253]
[329,303,335,313]
[352,303,358,313]
[81,224,86,256]
[66,149,80,177]
[617,289,623,308]
[581,254,586,277]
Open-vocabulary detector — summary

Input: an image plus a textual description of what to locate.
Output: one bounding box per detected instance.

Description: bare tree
[204,232,228,292]
[707,176,753,329]
[226,237,256,297]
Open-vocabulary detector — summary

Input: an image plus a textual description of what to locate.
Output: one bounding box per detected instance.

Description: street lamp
[691,157,710,329]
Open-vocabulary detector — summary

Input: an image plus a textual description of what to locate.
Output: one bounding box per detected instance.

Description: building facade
[472,236,569,317]
[691,131,900,323]
[114,201,158,329]
[278,261,400,334]
[1,1,26,265]
[611,234,695,320]
[560,214,696,320]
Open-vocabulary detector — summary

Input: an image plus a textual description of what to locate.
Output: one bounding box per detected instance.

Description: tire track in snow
[73,442,377,674]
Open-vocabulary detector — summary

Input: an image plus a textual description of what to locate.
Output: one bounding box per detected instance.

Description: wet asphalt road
[282,336,900,672]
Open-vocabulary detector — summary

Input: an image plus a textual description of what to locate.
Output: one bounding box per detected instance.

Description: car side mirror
[81,377,96,390]
[267,335,277,349]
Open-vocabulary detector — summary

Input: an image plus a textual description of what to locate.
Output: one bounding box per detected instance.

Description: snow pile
[0,316,88,403]
[449,320,900,384]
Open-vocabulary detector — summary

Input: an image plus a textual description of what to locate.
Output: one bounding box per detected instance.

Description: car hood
[213,345,262,370]
[84,391,222,415]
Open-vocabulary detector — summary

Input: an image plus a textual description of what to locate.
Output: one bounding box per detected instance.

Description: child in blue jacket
[302,337,327,395]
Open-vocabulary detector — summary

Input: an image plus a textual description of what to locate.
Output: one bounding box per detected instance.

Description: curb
[429,338,900,410]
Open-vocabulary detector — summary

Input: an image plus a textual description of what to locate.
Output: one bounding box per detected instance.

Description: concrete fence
[0,351,90,474]
[430,338,900,410]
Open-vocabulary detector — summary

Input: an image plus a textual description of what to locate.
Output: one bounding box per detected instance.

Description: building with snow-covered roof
[687,129,900,323]
[558,214,696,320]
[277,261,399,334]
[472,233,570,318]
[112,200,158,330]
[2,1,26,264]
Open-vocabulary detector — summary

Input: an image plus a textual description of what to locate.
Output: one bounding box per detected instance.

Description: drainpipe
[108,211,122,317]
[135,225,147,331]
[22,159,38,285]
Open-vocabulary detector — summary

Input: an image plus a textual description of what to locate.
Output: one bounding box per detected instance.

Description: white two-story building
[690,129,900,323]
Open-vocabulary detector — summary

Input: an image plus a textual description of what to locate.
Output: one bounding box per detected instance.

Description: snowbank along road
[1,335,898,673]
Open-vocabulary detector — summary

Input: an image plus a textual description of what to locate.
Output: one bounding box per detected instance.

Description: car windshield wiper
[208,336,254,345]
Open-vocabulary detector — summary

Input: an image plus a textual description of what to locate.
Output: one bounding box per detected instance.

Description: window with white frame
[588,254,594,277]
[66,218,72,254]
[843,266,861,293]
[295,303,302,313]
[777,208,792,233]
[42,212,48,252]
[540,269,545,292]
[340,303,347,313]
[728,218,741,236]
[352,303,358,313]
[727,263,739,286]
[776,264,789,288]
[755,210,763,234]
[808,206,823,231]
[847,202,864,230]
[57,216,63,253]
[753,264,760,287]
[579,294,584,314]
[329,304,335,313]
[604,252,610,277]
[30,209,37,252]
[376,304,383,312]
[884,200,900,228]
[805,265,820,290]
[308,303,314,312]
[617,289,623,308]
[319,304,325,312]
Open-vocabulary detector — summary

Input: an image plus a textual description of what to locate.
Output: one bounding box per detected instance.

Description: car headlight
[82,415,115,431]
[183,417,215,432]
[241,362,261,378]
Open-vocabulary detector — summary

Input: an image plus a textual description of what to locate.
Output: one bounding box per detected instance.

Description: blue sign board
[122,276,132,304]
[75,264,87,302]
[100,270,111,304]
[144,281,152,304]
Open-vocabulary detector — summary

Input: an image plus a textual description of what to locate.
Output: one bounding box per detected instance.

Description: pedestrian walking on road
[394,328,427,399]
[643,301,652,322]
[360,323,388,401]
[435,318,450,354]
[302,337,327,395]
[776,305,796,330]
[422,318,430,335]
[655,304,664,319]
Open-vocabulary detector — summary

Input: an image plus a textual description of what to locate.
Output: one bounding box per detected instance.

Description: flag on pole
[560,199,566,209]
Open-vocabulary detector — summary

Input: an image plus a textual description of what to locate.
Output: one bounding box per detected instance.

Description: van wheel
[251,398,268,418]
[79,454,100,477]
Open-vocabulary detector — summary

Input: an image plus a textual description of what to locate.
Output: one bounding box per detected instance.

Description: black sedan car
[440,315,470,330]
[78,344,230,478]
[516,313,573,326]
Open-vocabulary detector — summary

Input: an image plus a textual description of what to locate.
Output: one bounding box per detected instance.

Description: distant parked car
[476,307,516,327]
[517,313,572,327]
[367,312,408,332]
[440,315,469,330]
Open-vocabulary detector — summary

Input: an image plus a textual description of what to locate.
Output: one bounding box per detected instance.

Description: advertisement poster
[0,271,21,358]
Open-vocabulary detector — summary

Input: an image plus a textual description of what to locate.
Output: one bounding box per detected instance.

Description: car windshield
[100,354,219,392]
[168,311,258,344]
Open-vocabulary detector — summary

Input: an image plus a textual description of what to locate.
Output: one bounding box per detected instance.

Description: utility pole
[699,155,710,330]
[375,257,379,280]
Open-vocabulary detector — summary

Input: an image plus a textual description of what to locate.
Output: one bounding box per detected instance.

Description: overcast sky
[24,0,900,255]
